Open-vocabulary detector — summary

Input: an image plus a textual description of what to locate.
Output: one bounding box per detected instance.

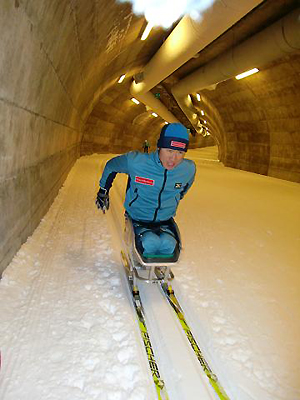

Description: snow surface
[1,147,300,400]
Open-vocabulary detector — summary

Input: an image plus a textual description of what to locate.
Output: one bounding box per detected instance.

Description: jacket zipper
[129,189,138,206]
[153,169,167,222]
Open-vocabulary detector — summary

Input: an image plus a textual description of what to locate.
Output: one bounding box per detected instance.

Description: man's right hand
[95,188,109,213]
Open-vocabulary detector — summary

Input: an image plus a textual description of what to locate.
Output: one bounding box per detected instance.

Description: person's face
[159,148,185,170]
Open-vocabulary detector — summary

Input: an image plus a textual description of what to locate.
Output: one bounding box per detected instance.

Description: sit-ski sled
[121,215,231,400]
[122,213,182,285]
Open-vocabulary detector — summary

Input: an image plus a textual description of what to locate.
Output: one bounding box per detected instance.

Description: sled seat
[125,213,181,266]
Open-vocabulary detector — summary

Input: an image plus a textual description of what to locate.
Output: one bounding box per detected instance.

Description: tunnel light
[204,120,207,124]
[235,68,259,80]
[118,74,126,83]
[187,94,192,105]
[141,22,153,41]
[152,112,158,117]
[196,93,201,101]
[131,98,140,105]
[201,110,205,116]
[164,121,169,124]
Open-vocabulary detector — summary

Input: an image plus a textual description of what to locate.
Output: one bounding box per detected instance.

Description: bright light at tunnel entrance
[118,0,216,29]
[235,68,259,80]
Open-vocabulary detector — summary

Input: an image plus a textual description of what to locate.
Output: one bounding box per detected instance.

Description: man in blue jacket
[96,123,196,256]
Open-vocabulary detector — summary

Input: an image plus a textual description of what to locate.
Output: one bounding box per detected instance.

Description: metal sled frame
[124,214,181,283]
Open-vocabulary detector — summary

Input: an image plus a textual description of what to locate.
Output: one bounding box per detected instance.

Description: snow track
[1,149,299,400]
[109,165,225,400]
[0,156,155,400]
[138,281,218,400]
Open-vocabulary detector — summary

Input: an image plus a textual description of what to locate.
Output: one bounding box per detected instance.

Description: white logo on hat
[171,141,186,149]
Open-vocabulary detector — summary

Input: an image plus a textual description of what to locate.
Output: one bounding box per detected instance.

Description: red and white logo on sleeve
[135,176,155,186]
[171,141,186,149]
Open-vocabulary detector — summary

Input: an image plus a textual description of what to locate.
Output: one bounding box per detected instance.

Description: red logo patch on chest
[135,176,155,186]
[171,140,186,149]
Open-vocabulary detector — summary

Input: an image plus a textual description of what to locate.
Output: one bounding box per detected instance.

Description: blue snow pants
[134,225,177,255]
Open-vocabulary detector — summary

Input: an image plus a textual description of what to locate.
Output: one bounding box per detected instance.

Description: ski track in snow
[0,157,153,400]
[1,148,300,400]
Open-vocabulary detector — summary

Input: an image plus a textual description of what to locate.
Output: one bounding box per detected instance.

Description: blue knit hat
[157,123,189,152]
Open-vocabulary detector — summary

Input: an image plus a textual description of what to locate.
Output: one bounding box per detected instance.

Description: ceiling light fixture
[141,21,153,41]
[235,68,259,80]
[187,94,192,105]
[204,120,207,124]
[196,93,201,101]
[201,110,204,115]
[152,112,158,117]
[118,74,126,83]
[131,98,140,104]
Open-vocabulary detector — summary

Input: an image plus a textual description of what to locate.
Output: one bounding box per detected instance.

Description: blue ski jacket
[99,150,196,222]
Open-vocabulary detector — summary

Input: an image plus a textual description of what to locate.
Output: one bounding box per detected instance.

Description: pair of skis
[121,251,230,400]
[122,251,168,399]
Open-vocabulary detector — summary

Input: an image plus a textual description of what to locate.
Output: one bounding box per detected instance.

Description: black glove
[95,187,109,213]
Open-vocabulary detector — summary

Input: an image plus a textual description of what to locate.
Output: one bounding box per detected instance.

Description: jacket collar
[152,149,164,169]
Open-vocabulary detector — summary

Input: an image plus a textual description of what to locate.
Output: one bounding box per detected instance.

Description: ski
[160,282,230,400]
[121,251,169,400]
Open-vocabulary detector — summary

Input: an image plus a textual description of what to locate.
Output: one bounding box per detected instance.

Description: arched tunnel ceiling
[81,0,300,167]
[172,0,299,79]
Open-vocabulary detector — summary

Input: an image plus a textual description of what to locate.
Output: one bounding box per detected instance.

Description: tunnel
[1,0,299,273]
[0,1,300,399]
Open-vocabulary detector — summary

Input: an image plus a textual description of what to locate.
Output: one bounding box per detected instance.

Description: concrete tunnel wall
[1,1,80,274]
[0,1,299,275]
[202,54,300,181]
[0,0,152,274]
[80,82,215,155]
